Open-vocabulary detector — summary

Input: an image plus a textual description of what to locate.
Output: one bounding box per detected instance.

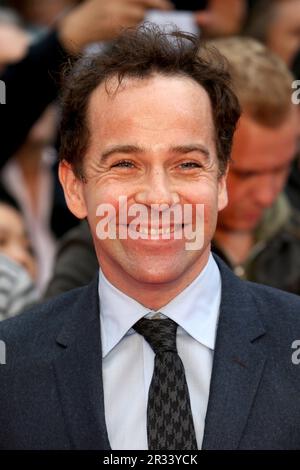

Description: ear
[217,166,228,212]
[59,161,87,219]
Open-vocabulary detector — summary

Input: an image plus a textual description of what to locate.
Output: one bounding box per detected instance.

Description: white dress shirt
[99,253,221,450]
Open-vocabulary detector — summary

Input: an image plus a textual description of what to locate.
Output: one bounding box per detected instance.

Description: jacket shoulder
[245,280,300,329]
[0,284,94,365]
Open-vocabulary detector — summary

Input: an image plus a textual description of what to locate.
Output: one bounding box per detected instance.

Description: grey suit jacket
[1,256,300,450]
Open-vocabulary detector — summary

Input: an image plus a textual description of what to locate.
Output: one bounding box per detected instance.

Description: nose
[134,167,180,207]
[254,174,281,209]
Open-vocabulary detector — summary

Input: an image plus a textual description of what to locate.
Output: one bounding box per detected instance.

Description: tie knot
[133,317,178,354]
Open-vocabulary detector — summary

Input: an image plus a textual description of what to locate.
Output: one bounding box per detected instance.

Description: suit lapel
[202,256,267,449]
[53,277,111,450]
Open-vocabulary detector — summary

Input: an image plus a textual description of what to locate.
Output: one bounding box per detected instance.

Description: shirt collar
[99,253,221,357]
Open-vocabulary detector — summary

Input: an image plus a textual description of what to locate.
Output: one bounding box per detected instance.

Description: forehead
[86,74,216,150]
[231,111,299,170]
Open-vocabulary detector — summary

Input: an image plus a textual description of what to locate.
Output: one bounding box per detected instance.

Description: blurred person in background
[7,0,80,28]
[244,0,300,66]
[5,0,251,37]
[286,48,300,210]
[243,0,300,214]
[210,37,300,294]
[0,0,172,164]
[0,7,30,71]
[0,192,38,320]
[1,105,59,294]
[0,0,172,292]
[147,0,247,38]
[195,0,247,37]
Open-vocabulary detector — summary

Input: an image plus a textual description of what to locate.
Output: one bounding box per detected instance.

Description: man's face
[217,111,299,232]
[60,74,227,289]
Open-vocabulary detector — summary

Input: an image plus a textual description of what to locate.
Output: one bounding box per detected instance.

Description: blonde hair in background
[203,37,294,127]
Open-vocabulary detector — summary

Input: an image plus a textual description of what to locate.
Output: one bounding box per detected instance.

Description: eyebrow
[100,143,211,163]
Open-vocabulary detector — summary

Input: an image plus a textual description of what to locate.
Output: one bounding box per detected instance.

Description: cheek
[203,199,219,227]
[83,184,120,217]
[84,186,127,239]
[190,186,221,231]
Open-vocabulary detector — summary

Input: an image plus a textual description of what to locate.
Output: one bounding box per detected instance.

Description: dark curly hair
[59,24,241,178]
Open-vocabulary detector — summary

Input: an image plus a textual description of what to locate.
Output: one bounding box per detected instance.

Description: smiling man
[1,26,300,451]
[60,71,228,310]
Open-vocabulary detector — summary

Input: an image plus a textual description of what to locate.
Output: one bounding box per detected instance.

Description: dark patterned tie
[133,317,198,450]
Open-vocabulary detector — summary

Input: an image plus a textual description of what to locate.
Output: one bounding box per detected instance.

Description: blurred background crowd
[0,0,299,320]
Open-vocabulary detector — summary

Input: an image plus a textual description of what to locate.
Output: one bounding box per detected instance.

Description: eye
[111,160,135,169]
[178,161,202,169]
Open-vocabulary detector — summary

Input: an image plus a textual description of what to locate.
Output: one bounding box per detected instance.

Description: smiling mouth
[126,224,185,236]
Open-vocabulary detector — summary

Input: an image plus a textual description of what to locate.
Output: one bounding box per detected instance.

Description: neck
[99,249,211,310]
[214,227,254,266]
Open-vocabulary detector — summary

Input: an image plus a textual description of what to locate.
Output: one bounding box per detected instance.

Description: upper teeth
[139,227,171,235]
[139,227,178,235]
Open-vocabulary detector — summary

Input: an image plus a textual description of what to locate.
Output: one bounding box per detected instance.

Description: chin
[126,258,189,286]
